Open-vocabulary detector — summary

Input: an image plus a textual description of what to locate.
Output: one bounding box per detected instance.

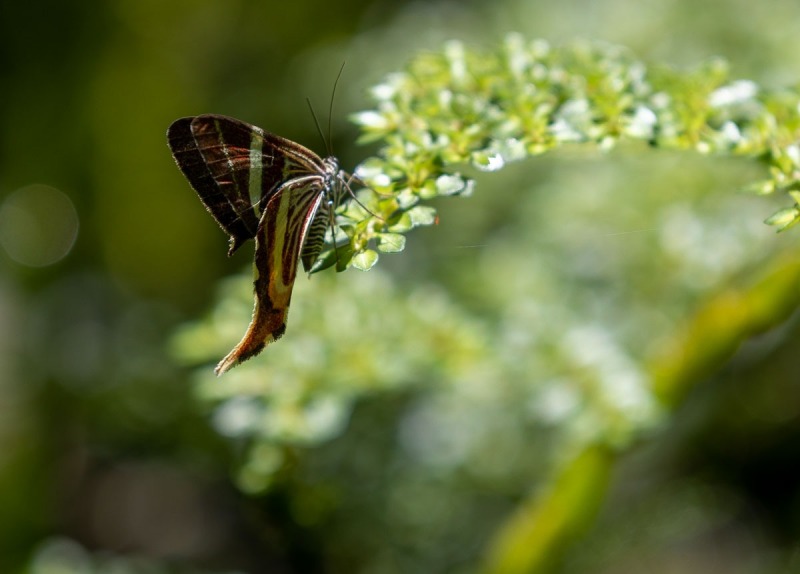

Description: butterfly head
[322,156,340,177]
[322,156,348,196]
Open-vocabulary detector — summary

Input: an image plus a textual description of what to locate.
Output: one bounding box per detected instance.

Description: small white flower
[709,80,758,108]
[352,111,390,130]
[625,105,658,139]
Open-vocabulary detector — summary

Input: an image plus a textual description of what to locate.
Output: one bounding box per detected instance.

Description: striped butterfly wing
[168,114,349,374]
[168,116,259,254]
[300,201,334,273]
[214,175,328,374]
[167,114,326,255]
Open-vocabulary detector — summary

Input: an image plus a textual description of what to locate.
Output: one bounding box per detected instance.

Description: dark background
[1,1,799,572]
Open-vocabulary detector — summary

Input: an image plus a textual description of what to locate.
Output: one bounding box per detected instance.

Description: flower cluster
[341,34,800,269]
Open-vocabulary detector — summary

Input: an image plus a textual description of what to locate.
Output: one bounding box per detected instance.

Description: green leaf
[395,188,420,209]
[351,249,379,270]
[743,179,776,195]
[387,212,414,233]
[376,233,406,253]
[335,242,356,272]
[764,206,800,232]
[309,242,355,274]
[407,205,437,227]
[436,173,469,195]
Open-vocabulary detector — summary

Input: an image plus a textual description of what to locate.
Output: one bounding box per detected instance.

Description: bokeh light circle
[0,184,79,267]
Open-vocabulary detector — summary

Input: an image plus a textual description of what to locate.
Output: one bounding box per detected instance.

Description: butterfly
[167,114,357,375]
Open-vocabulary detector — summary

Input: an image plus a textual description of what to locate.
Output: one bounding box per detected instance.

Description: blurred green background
[1,0,800,573]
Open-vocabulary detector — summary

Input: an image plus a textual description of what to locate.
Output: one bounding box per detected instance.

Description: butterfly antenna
[306,97,329,155]
[324,64,346,268]
[327,62,346,157]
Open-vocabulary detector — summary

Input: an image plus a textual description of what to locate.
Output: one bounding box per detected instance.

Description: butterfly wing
[168,117,260,255]
[301,166,354,273]
[300,204,333,273]
[214,174,326,374]
[167,114,326,255]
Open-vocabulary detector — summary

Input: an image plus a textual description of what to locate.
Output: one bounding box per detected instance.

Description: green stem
[480,252,800,574]
[650,253,800,408]
[481,444,615,574]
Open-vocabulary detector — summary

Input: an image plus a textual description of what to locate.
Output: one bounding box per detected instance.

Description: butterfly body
[167,114,350,374]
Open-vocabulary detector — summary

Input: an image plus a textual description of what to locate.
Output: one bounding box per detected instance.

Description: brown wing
[214,175,326,374]
[167,114,325,256]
